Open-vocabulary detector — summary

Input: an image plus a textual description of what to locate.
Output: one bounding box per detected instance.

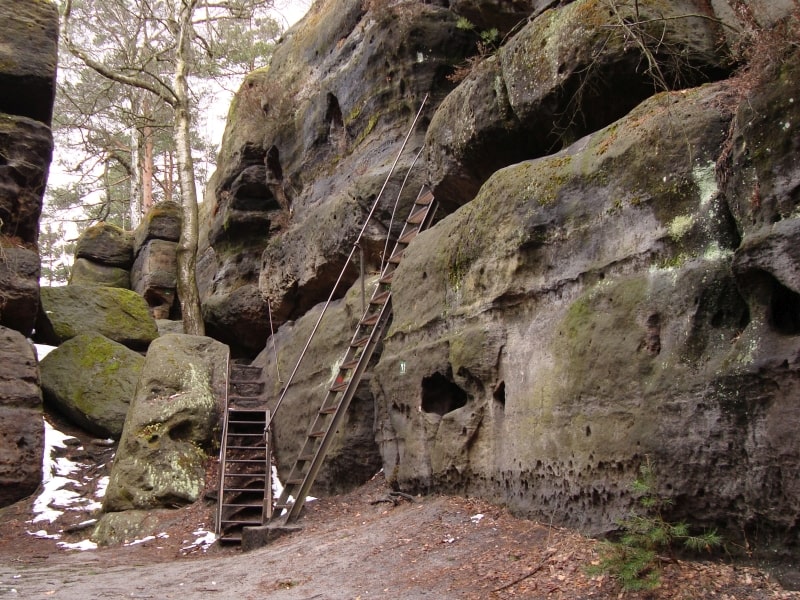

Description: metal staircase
[270,185,438,525]
[216,364,273,543]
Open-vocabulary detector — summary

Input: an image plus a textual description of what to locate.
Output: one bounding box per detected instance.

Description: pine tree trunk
[173,0,204,335]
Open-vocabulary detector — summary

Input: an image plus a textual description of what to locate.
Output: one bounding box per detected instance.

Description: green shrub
[589,457,722,591]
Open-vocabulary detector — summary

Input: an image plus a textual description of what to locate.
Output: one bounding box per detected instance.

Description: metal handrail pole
[266,94,429,428]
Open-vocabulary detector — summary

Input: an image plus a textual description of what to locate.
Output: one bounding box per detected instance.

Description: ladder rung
[223,502,266,508]
[320,404,338,415]
[297,454,314,462]
[416,189,434,206]
[360,313,380,326]
[309,429,326,438]
[223,487,268,492]
[226,445,266,450]
[221,519,262,525]
[388,249,404,264]
[407,207,428,224]
[226,459,266,464]
[286,478,304,486]
[379,270,394,284]
[370,291,390,304]
[352,336,370,347]
[330,380,348,392]
[398,227,419,244]
[341,359,359,370]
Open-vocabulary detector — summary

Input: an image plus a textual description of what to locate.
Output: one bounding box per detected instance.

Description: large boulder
[101,334,228,513]
[0,326,43,507]
[69,258,131,289]
[0,0,59,125]
[74,223,134,269]
[35,285,159,350]
[130,239,178,319]
[40,332,144,439]
[0,245,41,335]
[425,0,733,205]
[132,200,181,254]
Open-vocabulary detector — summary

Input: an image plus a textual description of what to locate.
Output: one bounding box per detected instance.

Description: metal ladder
[271,185,438,524]
[216,364,273,543]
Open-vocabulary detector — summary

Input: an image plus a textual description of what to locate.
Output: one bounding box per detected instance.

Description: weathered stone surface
[74,223,134,269]
[0,245,40,335]
[156,319,184,335]
[69,258,131,289]
[449,0,571,36]
[0,0,59,124]
[199,0,476,355]
[0,326,43,507]
[102,334,228,512]
[133,201,181,255]
[35,285,159,350]
[425,0,732,205]
[40,333,144,439]
[130,239,178,319]
[92,509,192,546]
[374,82,798,546]
[253,279,382,495]
[202,284,271,357]
[0,114,52,244]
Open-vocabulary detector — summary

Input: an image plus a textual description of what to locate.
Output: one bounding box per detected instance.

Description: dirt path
[2,471,798,600]
[0,415,797,599]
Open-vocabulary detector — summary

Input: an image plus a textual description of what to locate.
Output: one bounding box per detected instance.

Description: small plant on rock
[589,456,722,591]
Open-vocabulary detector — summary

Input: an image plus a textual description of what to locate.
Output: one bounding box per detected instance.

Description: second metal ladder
[271,185,438,524]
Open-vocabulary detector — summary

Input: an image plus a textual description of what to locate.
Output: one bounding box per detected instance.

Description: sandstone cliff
[0,0,58,508]
[203,0,799,553]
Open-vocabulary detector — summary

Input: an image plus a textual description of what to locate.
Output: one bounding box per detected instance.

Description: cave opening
[420,372,467,416]
[769,275,800,335]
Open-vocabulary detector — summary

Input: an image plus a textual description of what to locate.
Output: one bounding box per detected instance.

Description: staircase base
[241,523,303,551]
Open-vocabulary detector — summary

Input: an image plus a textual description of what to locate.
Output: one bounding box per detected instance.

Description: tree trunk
[174,0,204,335]
[129,124,143,228]
[142,122,154,213]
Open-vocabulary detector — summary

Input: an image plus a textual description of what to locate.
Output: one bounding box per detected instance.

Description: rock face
[68,203,182,321]
[40,333,144,439]
[199,0,476,357]
[0,0,57,509]
[101,334,228,513]
[0,0,58,336]
[130,201,181,320]
[253,279,384,495]
[202,0,800,554]
[0,326,43,507]
[35,285,159,350]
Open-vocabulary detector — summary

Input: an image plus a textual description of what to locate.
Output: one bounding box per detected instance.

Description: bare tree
[60,0,280,334]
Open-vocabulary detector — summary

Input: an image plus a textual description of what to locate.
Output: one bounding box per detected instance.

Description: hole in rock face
[769,276,800,335]
[168,420,194,441]
[493,381,506,407]
[266,145,282,180]
[421,372,467,416]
